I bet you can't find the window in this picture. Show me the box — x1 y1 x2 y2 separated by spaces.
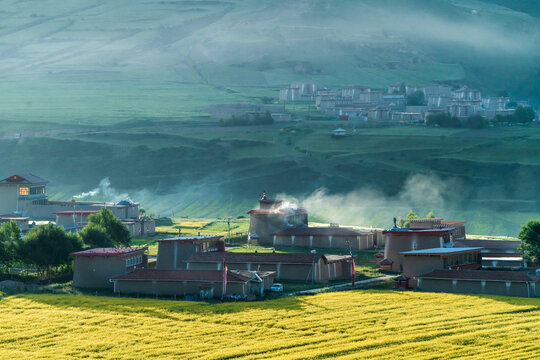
19 187 29 196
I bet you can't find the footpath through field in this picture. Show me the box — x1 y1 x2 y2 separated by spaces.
287 274 393 296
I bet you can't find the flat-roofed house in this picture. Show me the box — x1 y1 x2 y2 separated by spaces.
273 227 374 250
401 247 483 288
416 269 540 298
156 236 225 270
0 174 48 215
454 239 520 253
71 247 148 289
185 252 352 283
111 269 275 298
55 210 99 232
382 227 455 272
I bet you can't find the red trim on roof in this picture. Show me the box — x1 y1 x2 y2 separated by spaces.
70 247 147 258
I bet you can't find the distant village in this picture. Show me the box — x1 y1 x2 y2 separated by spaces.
207 82 538 126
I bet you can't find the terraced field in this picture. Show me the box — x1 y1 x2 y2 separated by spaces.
2 291 540 359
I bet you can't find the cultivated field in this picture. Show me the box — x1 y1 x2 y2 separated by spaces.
1 291 540 359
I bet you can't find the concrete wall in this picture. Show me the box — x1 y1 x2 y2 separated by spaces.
186 260 350 283
113 279 249 298
273 234 374 250
0 185 18 214
417 278 539 298
384 234 447 272
73 255 147 289
402 256 444 288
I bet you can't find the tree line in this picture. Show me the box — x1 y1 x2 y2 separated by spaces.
426 105 536 129
219 110 274 126
0 208 131 278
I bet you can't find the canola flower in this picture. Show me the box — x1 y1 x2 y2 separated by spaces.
1 290 540 359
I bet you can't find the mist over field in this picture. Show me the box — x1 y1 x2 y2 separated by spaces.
0 0 539 235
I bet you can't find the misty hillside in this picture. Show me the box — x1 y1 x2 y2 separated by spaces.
0 0 539 124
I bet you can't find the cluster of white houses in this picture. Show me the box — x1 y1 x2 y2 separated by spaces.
0 173 155 237
279 82 531 122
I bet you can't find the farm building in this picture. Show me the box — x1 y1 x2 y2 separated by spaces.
55 210 155 237
454 239 520 253
248 192 308 245
416 270 540 298
185 252 353 283
71 247 148 289
0 174 146 224
272 227 374 251
400 247 483 288
110 269 275 299
382 227 455 272
155 235 225 270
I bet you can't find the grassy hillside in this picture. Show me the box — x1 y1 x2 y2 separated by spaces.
1 121 539 235
2 291 540 359
0 0 539 126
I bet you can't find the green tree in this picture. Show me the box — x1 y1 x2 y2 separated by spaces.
79 223 114 248
399 210 419 228
463 114 488 129
18 224 83 277
514 106 535 123
0 221 21 272
518 220 540 264
88 208 131 247
406 91 426 106
426 211 436 219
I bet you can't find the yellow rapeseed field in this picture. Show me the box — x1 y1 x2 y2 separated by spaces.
1 290 540 359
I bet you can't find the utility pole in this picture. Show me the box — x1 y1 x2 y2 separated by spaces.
227 217 231 245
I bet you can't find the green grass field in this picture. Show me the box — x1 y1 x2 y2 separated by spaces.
2 290 540 359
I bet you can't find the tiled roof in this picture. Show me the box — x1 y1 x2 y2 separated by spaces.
379 258 393 265
70 247 147 258
0 173 48 184
408 218 443 223
455 240 521 251
111 269 250 283
156 236 223 243
416 269 538 282
274 227 366 237
186 251 350 265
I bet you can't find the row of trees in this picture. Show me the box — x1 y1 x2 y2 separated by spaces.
426 106 536 129
0 208 130 278
425 112 489 129
220 111 274 126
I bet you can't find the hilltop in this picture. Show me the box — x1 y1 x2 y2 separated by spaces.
0 0 539 124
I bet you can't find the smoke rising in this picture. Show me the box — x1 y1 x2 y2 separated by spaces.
73 178 133 202
278 173 454 228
